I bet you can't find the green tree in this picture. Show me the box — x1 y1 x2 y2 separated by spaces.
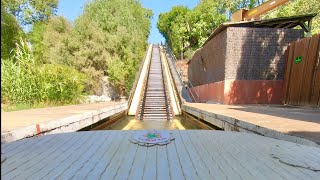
157 1 228 59
41 16 72 65
1 3 24 59
28 21 47 63
158 6 190 58
75 0 152 95
187 0 227 46
264 0 320 35
2 0 58 25
38 0 152 95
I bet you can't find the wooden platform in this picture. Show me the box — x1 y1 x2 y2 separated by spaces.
1 130 320 179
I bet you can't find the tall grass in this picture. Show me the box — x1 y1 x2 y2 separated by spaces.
1 38 86 106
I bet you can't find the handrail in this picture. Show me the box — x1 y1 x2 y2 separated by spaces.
127 44 150 108
164 43 200 103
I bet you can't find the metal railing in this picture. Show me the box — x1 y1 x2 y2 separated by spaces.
164 43 200 103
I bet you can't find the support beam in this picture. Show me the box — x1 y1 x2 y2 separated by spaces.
307 19 313 37
299 21 311 33
231 0 289 22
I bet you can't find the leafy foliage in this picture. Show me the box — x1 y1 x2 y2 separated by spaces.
80 0 152 94
263 0 320 35
158 6 190 59
1 0 152 109
1 38 86 104
42 16 72 65
1 3 24 59
37 0 152 95
2 0 58 25
157 0 228 59
28 21 47 63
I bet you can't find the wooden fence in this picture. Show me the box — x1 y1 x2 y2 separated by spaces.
283 34 320 107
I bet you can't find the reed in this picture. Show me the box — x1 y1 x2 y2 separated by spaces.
1 37 86 106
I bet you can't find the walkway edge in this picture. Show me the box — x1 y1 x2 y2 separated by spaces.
1 103 128 143
182 104 319 148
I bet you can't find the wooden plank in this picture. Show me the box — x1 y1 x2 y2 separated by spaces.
259 134 320 171
98 132 132 179
197 131 244 179
221 133 284 179
263 137 320 179
179 131 211 179
1 133 70 177
76 131 123 179
234 132 320 179
1 136 39 153
53 132 105 179
166 134 184 180
222 132 299 179
114 134 139 180
273 143 320 178
300 35 319 105
2 134 56 160
2 137 51 163
284 34 320 106
58 132 107 179
199 131 260 179
16 133 85 179
156 144 170 180
26 132 91 179
282 39 291 104
45 132 98 179
128 142 147 179
171 131 199 179
289 38 310 105
283 42 295 104
142 146 157 180
310 35 320 106
187 131 227 179
38 132 95 179
65 132 113 179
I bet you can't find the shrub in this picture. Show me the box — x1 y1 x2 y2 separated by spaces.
1 38 86 105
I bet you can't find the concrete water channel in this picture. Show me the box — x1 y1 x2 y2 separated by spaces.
81 114 219 131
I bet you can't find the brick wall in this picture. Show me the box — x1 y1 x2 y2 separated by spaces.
188 27 303 86
225 27 304 81
188 29 227 86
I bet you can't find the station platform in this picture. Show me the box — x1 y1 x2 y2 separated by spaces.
183 103 320 147
1 102 127 143
1 130 319 179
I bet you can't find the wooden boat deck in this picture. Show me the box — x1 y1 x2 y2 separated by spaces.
1 130 320 179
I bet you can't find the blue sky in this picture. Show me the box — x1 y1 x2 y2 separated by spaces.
57 0 200 43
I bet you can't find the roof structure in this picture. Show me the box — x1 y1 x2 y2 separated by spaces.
202 13 317 47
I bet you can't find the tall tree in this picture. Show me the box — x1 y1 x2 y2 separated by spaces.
1 1 24 59
157 1 228 59
264 0 320 35
157 6 190 59
36 0 152 95
2 0 58 25
41 16 72 65
187 0 227 46
80 0 152 95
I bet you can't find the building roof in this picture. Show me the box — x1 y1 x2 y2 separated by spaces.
202 13 317 47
